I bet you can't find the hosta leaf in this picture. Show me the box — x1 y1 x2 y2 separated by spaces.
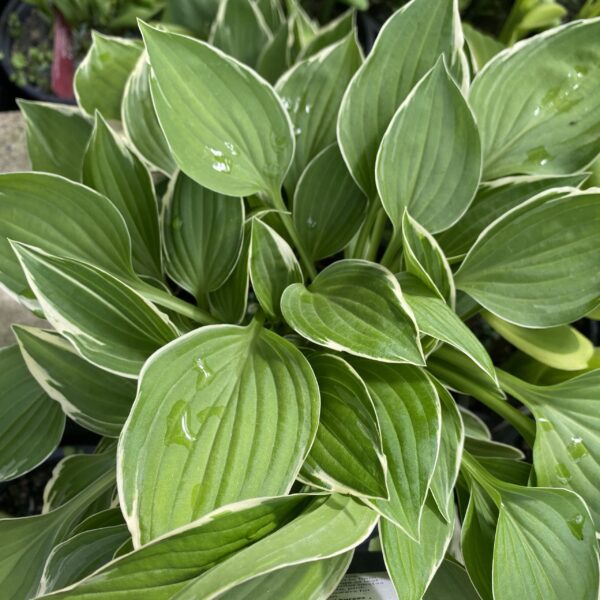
281 260 424 364
349 360 440 539
462 23 504 73
400 274 497 385
493 487 599 600
163 172 244 298
436 173 587 260
141 23 293 197
162 0 219 39
208 223 251 324
381 496 454 600
39 525 130 594
172 495 377 600
298 10 354 61
83 113 162 281
300 353 387 498
70 508 125 536
256 20 291 84
464 437 525 461
470 20 600 179
119 321 319 545
13 244 176 378
75 33 143 120
254 0 285 33
484 311 594 371
0 173 135 307
337 0 466 198
122 54 176 175
221 552 352 600
276 32 362 196
249 218 302 318
18 100 92 181
37 494 313 600
376 58 481 234
455 189 600 327
0 345 64 482
499 369 600 524
402 212 455 305
14 326 136 437
0 470 114 600
424 560 481 600
293 144 367 261
210 0 271 68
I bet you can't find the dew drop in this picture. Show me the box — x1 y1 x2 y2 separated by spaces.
566 513 585 540
526 146 553 168
554 462 572 484
567 436 589 461
195 357 212 390
538 417 554 432
307 216 317 230
171 217 183 230
224 141 238 156
212 157 232 174
294 127 302 137
165 400 195 449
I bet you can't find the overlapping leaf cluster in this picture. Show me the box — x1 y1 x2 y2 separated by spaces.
1 0 600 598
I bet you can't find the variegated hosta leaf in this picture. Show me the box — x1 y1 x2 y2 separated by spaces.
281 260 424 364
276 32 362 196
300 353 387 499
254 0 285 33
163 172 245 298
83 113 162 281
36 494 315 600
14 326 136 437
376 58 481 234
75 33 143 120
424 560 481 600
13 244 177 378
0 345 64 482
119 321 319 545
348 359 440 539
122 54 176 175
337 0 466 199
293 144 367 261
298 10 354 60
455 189 600 327
462 23 505 73
141 22 293 198
18 100 92 181
470 19 600 179
162 0 219 39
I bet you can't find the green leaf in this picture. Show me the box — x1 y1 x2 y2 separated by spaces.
119 321 319 545
462 22 504 73
122 54 176 175
14 326 136 436
402 212 455 305
210 0 271 68
221 552 352 600
163 172 244 298
499 369 600 525
493 487 599 600
254 0 285 33
13 244 176 378
37 494 314 600
171 495 377 600
460 405 492 440
293 144 367 261
70 508 125 536
0 469 115 600
470 20 600 179
436 173 587 260
276 32 362 196
400 274 497 385
18 100 92 181
337 0 466 199
75 32 143 120
423 560 481 600
464 437 525 461
0 345 64 482
349 359 440 539
39 525 130 594
256 20 291 84
281 260 424 364
83 113 162 281
298 10 354 61
381 496 454 600
208 223 251 324
455 189 600 327
300 353 387 499
249 218 303 319
484 311 594 371
0 172 135 307
376 58 481 234
162 0 219 39
141 23 293 197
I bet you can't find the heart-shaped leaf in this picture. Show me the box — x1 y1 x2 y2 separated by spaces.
455 189 600 327
119 320 319 545
163 172 245 298
0 345 64 482
141 23 293 198
281 260 424 364
376 58 481 234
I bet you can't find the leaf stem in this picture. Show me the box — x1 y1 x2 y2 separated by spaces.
364 208 387 262
460 451 503 505
270 187 317 280
380 229 402 269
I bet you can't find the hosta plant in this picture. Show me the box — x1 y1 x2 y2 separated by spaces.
1 0 600 598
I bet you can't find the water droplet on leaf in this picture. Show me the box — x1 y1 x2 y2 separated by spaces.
566 513 585 540
567 436 589 461
554 462 572 484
